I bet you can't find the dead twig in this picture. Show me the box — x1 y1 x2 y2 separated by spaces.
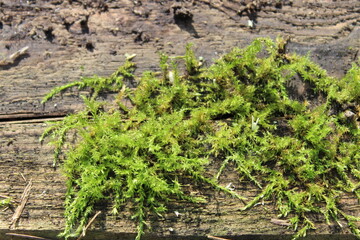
207 235 231 240
10 179 32 229
2 207 10 212
270 218 291 226
0 194 11 199
6 232 51 240
0 46 29 66
20 172 27 182
77 211 102 240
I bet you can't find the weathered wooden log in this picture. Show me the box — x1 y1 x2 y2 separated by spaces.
0 0 359 239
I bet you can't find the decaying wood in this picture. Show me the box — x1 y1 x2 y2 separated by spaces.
0 0 359 116
0 0 359 238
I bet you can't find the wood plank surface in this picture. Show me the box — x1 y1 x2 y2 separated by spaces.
1 123 359 239
0 0 359 238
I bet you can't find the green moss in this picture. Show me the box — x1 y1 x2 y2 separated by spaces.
41 37 360 240
0 198 11 209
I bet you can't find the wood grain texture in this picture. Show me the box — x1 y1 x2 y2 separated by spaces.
0 0 359 238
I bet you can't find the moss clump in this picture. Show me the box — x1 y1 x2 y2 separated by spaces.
41 37 360 240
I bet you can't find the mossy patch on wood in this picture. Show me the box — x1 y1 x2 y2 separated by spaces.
41 37 360 240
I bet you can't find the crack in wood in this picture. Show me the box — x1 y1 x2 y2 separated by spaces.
0 112 68 124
